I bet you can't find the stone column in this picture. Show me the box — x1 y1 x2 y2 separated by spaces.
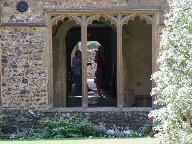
59 38 67 107
117 23 124 108
81 17 88 107
152 13 160 109
47 26 53 108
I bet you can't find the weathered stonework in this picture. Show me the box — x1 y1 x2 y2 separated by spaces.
1 0 44 23
0 0 170 135
0 0 169 110
87 50 96 78
1 108 151 135
0 27 48 110
1 0 168 24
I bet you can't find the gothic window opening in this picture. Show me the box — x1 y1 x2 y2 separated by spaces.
87 19 117 107
49 11 156 108
52 17 81 107
122 16 152 107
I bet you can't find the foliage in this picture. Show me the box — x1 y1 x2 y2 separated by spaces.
40 114 105 138
39 114 140 139
149 0 192 143
138 117 158 137
106 125 140 137
0 113 156 139
0 112 4 127
87 43 100 50
95 123 140 138
0 112 4 137
10 127 44 139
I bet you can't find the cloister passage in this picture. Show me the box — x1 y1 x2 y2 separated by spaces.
52 18 117 107
51 14 152 108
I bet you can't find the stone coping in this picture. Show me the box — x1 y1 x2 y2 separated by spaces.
45 6 161 12
48 107 153 112
0 107 153 113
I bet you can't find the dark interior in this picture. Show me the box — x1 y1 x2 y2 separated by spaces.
66 22 117 107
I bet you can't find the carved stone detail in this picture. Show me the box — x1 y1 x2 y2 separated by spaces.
16 1 28 12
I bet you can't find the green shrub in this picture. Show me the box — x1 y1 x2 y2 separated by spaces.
0 112 4 137
106 125 140 137
150 0 192 143
138 117 159 137
0 113 4 126
40 114 105 138
10 127 44 139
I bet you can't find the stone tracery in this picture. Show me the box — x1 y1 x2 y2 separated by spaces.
48 12 155 27
47 9 157 108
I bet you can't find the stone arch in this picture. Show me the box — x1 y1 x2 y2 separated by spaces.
86 13 118 102
46 10 158 108
86 13 118 30
121 13 154 25
86 13 117 25
122 15 153 107
51 16 80 107
48 14 82 27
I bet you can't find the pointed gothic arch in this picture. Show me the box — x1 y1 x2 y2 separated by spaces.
45 9 159 108
51 16 82 107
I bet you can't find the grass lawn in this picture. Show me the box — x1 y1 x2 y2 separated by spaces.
0 138 159 144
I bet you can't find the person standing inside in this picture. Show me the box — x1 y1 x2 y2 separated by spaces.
94 46 106 97
72 50 82 95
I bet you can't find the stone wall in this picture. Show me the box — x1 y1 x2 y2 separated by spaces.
1 0 44 23
123 17 152 97
1 108 151 135
1 0 168 23
87 50 97 78
0 27 48 110
0 0 169 110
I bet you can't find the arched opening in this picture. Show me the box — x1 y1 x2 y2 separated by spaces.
52 17 81 107
67 41 101 107
87 17 117 107
50 13 154 108
122 16 152 107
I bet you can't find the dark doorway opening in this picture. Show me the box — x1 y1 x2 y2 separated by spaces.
65 20 117 107
87 20 117 107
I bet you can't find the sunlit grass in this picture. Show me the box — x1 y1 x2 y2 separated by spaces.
0 138 159 144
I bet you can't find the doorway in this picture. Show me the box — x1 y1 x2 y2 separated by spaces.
50 11 155 108
87 20 117 107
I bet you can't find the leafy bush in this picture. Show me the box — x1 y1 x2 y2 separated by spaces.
150 0 192 143
10 127 43 139
0 113 4 126
0 112 4 137
138 117 159 137
40 114 105 138
105 125 140 137
87 43 100 50
1 113 150 139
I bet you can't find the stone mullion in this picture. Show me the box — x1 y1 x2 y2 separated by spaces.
117 22 123 108
81 16 88 108
47 26 53 109
152 13 159 109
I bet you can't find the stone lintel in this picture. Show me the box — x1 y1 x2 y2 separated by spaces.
45 6 160 13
